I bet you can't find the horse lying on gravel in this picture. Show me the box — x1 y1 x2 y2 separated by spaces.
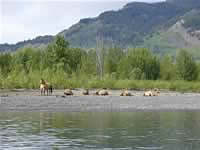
120 89 132 96
82 89 89 95
95 89 109 96
40 79 53 96
144 88 160 96
64 89 73 96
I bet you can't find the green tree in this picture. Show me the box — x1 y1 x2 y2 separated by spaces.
45 35 70 72
117 56 132 79
176 50 198 81
0 53 12 76
129 68 143 80
160 55 176 80
68 48 84 73
13 47 40 73
104 47 124 75
117 48 160 80
145 56 160 80
80 49 96 76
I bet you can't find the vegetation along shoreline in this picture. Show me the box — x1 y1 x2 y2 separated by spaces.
0 36 200 93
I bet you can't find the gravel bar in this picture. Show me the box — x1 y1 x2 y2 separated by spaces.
0 89 200 112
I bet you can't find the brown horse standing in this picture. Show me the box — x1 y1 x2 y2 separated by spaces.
40 79 53 96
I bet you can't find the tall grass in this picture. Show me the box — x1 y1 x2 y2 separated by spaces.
0 71 200 92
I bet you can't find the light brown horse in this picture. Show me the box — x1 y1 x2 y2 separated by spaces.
95 89 109 96
64 89 73 96
120 89 132 96
82 89 89 95
144 88 160 96
40 79 53 96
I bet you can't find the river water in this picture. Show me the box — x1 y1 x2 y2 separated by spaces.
0 112 200 150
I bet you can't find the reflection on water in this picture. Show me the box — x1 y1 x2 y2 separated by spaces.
0 112 200 149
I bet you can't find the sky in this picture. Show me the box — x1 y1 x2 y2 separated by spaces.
0 0 164 44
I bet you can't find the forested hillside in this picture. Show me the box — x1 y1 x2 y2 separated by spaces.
0 36 53 52
59 2 185 48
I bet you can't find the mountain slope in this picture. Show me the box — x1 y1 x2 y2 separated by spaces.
59 2 185 48
0 35 53 52
142 8 200 57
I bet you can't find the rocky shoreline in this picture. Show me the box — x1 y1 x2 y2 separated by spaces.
0 89 200 112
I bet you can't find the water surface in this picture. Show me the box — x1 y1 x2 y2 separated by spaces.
0 112 200 150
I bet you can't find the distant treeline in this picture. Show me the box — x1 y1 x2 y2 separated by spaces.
0 36 199 91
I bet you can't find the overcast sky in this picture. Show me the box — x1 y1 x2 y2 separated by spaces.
0 0 164 44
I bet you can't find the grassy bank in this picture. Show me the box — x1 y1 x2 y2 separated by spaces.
0 71 200 92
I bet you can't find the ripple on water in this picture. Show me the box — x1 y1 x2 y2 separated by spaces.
135 146 163 150
1 112 200 149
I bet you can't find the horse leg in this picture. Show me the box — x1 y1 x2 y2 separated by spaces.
51 87 53 95
40 88 43 96
46 88 49 96
43 88 45 96
49 85 53 95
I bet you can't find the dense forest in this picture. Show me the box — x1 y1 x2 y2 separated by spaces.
0 36 200 92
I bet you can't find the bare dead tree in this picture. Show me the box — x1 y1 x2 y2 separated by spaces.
96 36 105 79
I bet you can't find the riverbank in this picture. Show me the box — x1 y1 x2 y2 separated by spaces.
0 89 200 112
1 80 200 93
